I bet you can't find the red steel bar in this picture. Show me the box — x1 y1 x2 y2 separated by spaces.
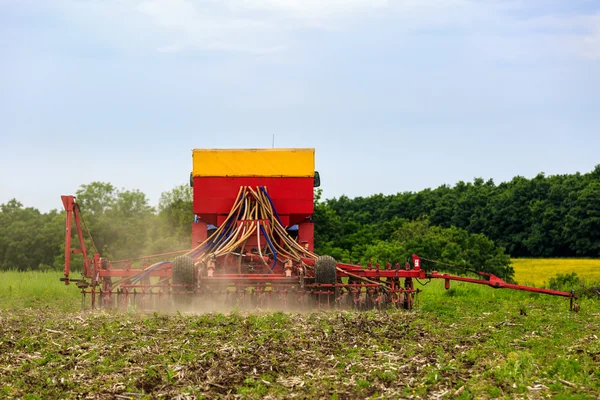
61 195 91 284
428 272 576 298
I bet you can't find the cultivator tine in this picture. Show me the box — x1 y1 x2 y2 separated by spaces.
70 273 472 313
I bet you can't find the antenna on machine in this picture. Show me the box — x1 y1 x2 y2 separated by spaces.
272 134 275 148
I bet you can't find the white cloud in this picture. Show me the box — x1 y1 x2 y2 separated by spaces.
133 0 518 54
471 13 600 61
13 0 600 59
137 0 284 53
134 0 504 53
234 0 387 14
575 15 600 60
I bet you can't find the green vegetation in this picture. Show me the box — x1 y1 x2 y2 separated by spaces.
319 217 514 281
314 165 600 259
0 182 194 271
1 273 598 399
0 271 80 311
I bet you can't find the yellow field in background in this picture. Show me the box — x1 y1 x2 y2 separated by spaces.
512 258 600 286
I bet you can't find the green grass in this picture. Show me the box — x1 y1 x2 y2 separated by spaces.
0 271 81 312
0 271 599 399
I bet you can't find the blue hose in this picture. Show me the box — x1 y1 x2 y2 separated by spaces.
135 190 250 283
259 186 284 227
199 199 239 255
131 261 170 284
190 241 212 258
259 224 277 273
191 191 245 258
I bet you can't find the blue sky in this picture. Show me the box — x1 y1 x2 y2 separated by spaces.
1 0 599 212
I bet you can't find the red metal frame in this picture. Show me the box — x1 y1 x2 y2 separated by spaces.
61 195 91 283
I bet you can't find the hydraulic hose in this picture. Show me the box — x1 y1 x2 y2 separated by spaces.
259 186 284 227
131 261 170 284
260 224 277 273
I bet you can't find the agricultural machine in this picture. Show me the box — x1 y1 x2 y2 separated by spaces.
60 148 579 311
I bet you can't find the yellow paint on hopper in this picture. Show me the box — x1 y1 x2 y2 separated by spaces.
192 148 315 177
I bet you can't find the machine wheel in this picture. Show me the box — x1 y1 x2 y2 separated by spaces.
172 255 196 307
314 255 337 307
315 256 337 285
172 255 196 286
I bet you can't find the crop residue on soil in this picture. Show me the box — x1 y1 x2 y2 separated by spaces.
0 305 598 399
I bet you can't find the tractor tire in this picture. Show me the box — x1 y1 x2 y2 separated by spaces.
314 255 337 307
172 255 195 308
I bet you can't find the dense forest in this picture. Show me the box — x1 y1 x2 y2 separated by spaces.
0 166 598 282
315 166 600 260
0 183 194 272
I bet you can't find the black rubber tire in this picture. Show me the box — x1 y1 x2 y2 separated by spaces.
172 255 196 286
172 255 195 308
315 255 337 285
314 255 337 307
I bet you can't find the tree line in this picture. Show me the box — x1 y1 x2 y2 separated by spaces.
0 182 194 272
0 166 598 282
314 165 600 261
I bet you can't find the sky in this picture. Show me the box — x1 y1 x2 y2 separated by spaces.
1 0 599 212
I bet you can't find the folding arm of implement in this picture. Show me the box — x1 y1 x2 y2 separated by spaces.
301 254 579 311
424 265 580 312
61 195 93 285
427 271 577 298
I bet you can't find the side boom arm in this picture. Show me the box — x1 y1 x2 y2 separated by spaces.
303 254 578 302
427 272 577 298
